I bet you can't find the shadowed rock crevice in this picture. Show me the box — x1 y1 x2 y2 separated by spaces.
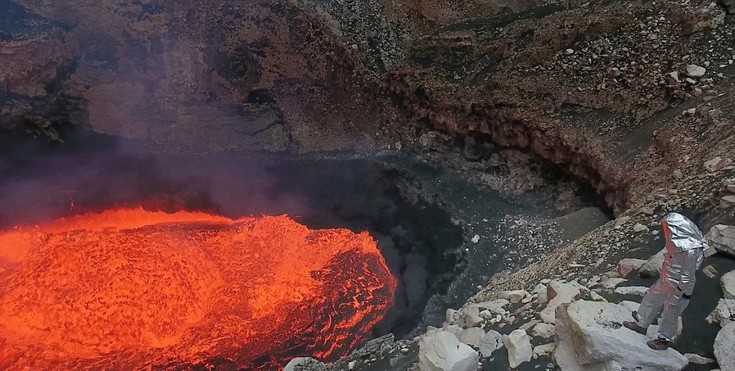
386 71 630 212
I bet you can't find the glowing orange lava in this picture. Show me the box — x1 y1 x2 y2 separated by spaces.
0 208 397 369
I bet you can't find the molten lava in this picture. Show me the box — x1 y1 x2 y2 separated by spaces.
0 208 397 369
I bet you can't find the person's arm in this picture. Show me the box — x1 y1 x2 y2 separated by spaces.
676 249 699 296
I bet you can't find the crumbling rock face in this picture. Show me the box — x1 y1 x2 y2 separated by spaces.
3 0 383 152
379 0 735 211
0 29 75 97
0 1 82 139
386 71 629 211
4 0 734 210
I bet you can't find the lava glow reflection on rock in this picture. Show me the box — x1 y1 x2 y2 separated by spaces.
0 208 397 370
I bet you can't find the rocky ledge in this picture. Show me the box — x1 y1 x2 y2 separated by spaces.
294 219 735 370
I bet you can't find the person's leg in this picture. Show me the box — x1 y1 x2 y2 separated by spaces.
658 292 690 341
636 279 669 328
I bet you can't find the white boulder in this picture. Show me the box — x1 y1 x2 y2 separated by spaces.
540 280 584 323
617 258 647 278
475 299 510 315
614 286 649 297
284 357 321 371
683 353 716 365
457 327 485 347
446 308 461 325
722 270 735 300
686 64 707 77
599 277 628 290
419 330 479 371
707 225 735 258
639 248 666 278
460 305 483 327
706 298 735 327
442 324 462 335
478 329 504 358
554 300 688 371
534 283 548 304
590 290 607 302
498 290 530 304
714 323 735 371
531 323 555 339
614 216 631 229
533 343 556 357
503 329 532 368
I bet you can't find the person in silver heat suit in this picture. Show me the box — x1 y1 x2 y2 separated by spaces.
623 212 715 350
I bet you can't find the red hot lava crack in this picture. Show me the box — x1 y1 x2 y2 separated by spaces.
0 208 397 369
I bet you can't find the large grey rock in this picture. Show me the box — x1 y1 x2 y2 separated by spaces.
460 305 483 327
722 270 735 300
478 329 504 358
599 277 627 290
540 280 584 323
498 290 530 304
614 286 649 297
633 223 649 233
554 338 623 371
504 329 533 368
534 283 548 304
714 323 735 371
443 324 462 336
617 258 647 278
446 308 460 325
639 248 666 278
475 299 510 315
532 323 555 339
707 225 735 258
419 330 479 371
457 327 485 348
704 157 733 172
683 353 716 365
685 64 707 77
706 298 735 327
554 300 688 371
284 357 322 371
533 343 556 357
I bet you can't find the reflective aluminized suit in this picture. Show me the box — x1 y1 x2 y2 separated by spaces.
635 213 712 341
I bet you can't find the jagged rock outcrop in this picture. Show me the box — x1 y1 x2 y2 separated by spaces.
714 323 735 371
4 0 383 152
723 270 735 300
707 225 735 258
707 299 735 327
0 2 82 139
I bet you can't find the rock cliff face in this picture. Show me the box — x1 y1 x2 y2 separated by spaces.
6 0 730 203
3 0 388 151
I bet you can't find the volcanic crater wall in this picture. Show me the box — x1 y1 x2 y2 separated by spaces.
386 70 629 212
8 0 726 213
1 0 385 152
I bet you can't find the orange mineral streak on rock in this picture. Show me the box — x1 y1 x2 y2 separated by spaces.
0 208 396 370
